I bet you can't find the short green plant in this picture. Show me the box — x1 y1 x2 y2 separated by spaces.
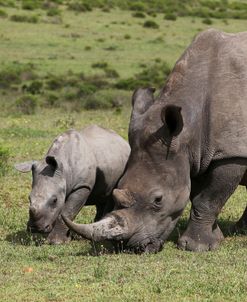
0 145 10 176
22 0 42 10
0 9 7 18
10 14 39 23
132 12 146 18
202 18 213 25
164 13 177 21
0 63 36 88
143 20 159 29
15 94 38 115
47 7 61 16
68 1 92 12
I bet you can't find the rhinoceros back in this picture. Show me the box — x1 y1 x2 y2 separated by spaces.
82 125 130 196
162 29 247 171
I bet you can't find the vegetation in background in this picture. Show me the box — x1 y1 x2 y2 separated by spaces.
0 145 10 176
0 2 247 301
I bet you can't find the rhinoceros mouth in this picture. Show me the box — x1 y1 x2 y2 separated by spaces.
27 220 52 234
111 236 163 254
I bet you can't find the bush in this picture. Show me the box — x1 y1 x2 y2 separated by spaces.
91 62 108 69
22 0 41 10
45 93 59 107
202 18 213 25
129 2 146 12
23 80 43 95
132 12 146 18
115 61 171 90
164 13 177 21
124 34 131 39
55 116 75 129
0 145 10 177
143 20 159 29
47 7 61 16
104 68 119 79
15 95 37 115
77 83 97 97
46 75 65 90
0 63 36 88
82 90 126 110
0 9 7 18
10 14 39 23
68 1 92 12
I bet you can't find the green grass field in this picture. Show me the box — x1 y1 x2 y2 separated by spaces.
0 4 247 302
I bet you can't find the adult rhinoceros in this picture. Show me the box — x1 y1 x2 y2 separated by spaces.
15 125 130 244
63 29 247 252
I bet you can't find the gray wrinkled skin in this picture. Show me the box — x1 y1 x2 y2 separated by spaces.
15 125 130 244
64 29 247 253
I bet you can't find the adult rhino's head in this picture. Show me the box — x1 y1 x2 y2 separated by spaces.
62 88 191 253
15 156 66 234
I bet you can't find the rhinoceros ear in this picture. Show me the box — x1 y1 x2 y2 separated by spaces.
161 105 183 136
14 161 38 173
132 87 155 115
46 156 64 173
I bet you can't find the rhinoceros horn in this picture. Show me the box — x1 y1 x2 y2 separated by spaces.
62 214 128 242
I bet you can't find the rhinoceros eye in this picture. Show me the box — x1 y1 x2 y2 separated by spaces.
153 195 163 209
49 197 57 207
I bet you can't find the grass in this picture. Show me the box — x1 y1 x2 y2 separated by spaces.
0 4 247 302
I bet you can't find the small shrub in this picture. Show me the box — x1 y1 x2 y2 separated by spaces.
101 6 110 13
143 20 159 29
115 61 171 90
15 95 37 115
91 62 108 69
10 14 39 23
0 0 16 7
202 18 213 25
104 45 118 51
84 45 91 51
104 68 119 79
22 0 41 10
68 1 92 12
45 93 59 107
47 7 61 16
0 63 36 88
0 145 10 176
23 80 43 95
222 19 229 25
147 11 157 17
83 90 126 110
84 75 109 89
132 12 146 18
77 83 97 97
0 9 7 18
46 75 64 90
124 34 131 39
130 2 146 12
164 13 177 21
55 116 75 129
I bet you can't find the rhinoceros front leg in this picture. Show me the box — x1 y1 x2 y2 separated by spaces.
178 160 246 252
47 187 91 245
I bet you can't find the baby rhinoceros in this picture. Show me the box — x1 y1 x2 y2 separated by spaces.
15 125 130 244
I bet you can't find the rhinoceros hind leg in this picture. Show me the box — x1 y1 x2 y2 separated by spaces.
178 159 246 252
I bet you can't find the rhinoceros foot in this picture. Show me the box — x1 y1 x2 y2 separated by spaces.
230 206 247 235
177 223 224 252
